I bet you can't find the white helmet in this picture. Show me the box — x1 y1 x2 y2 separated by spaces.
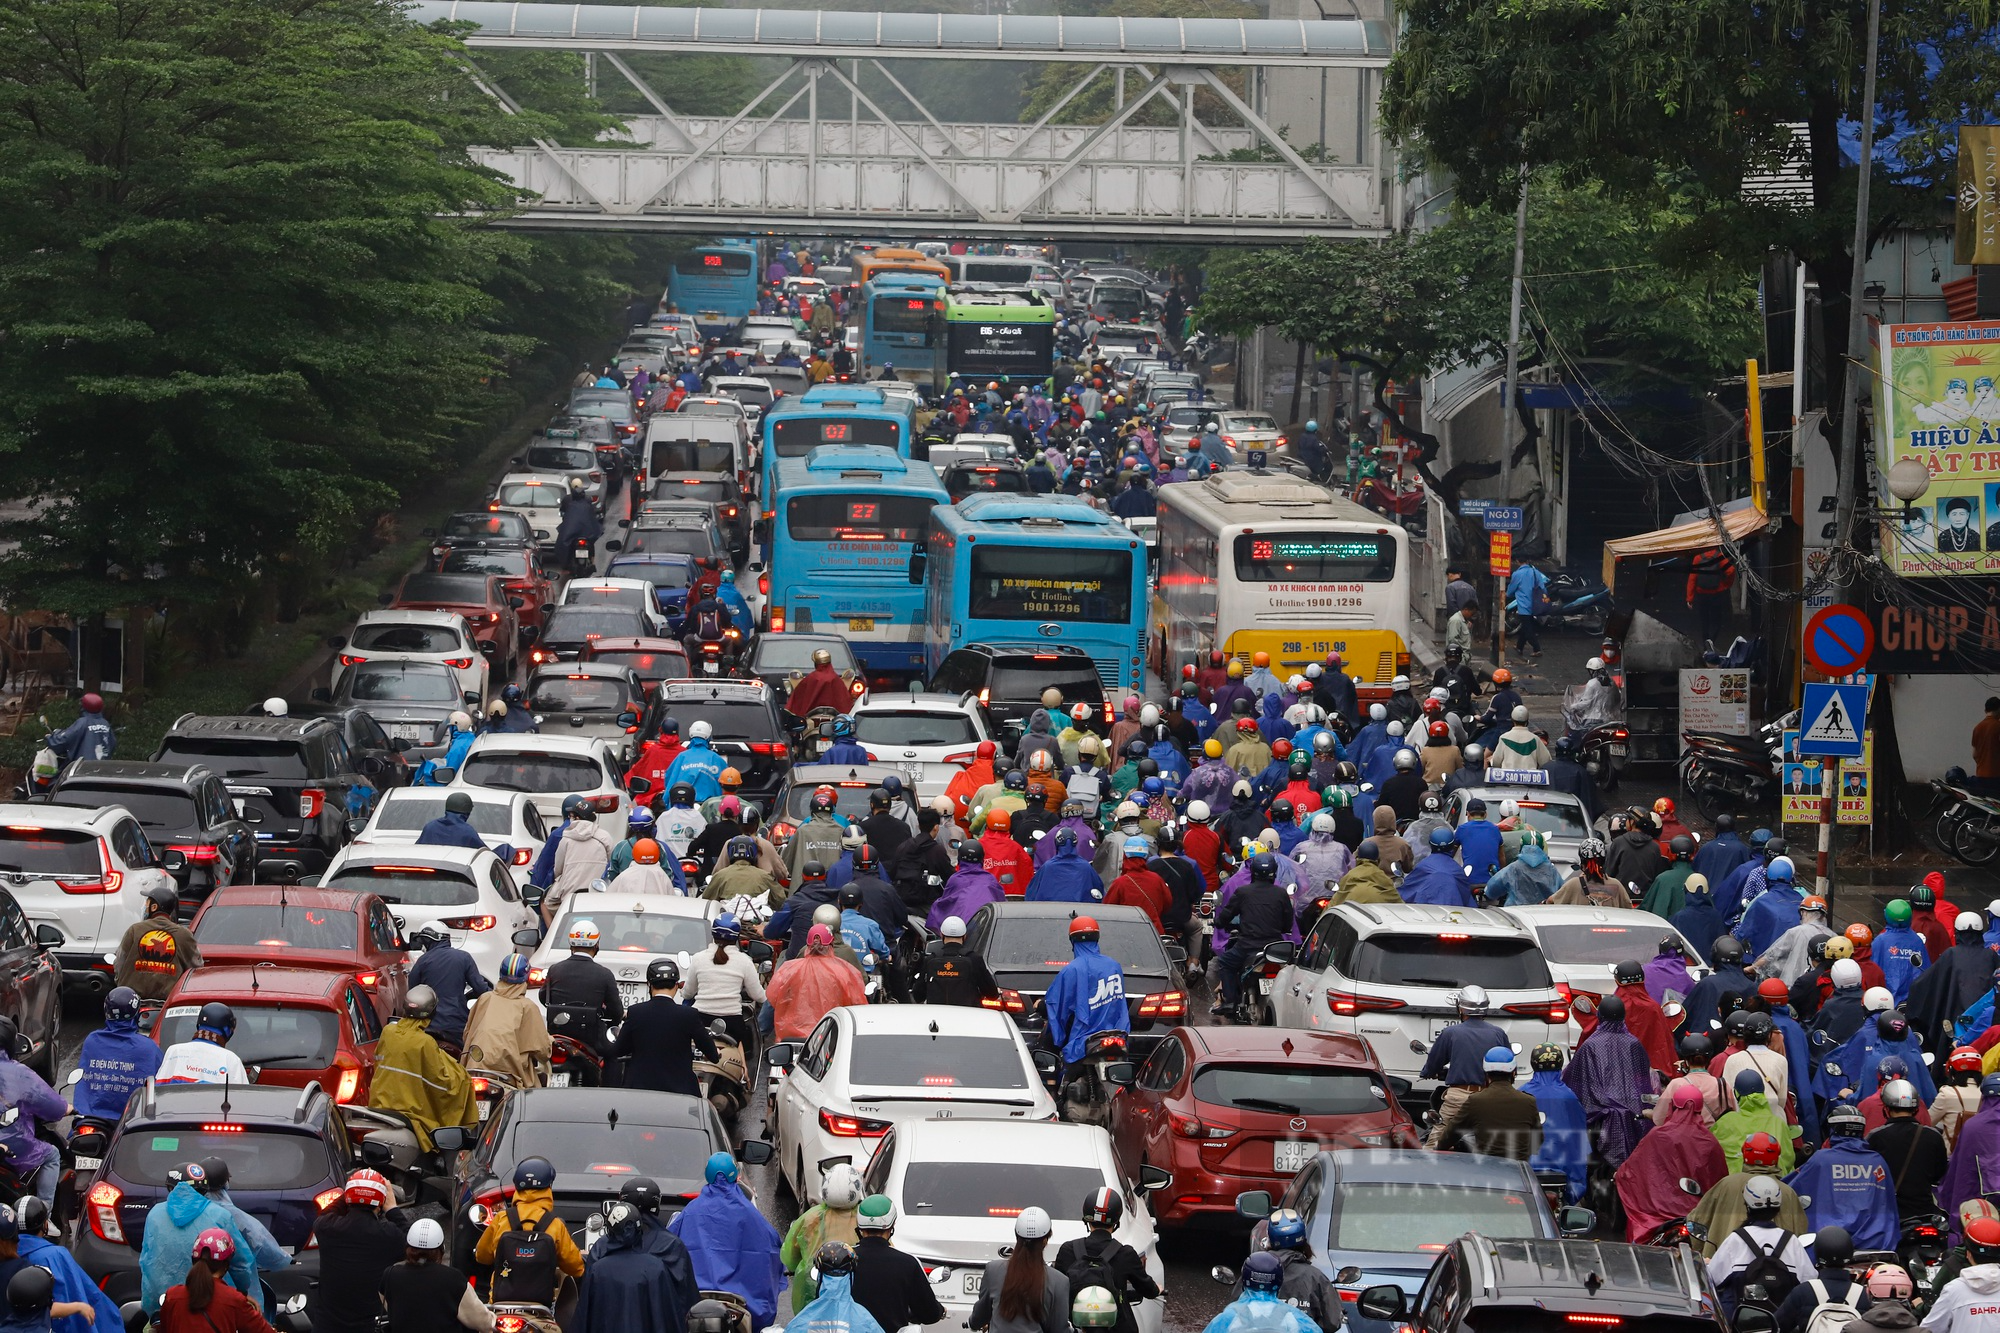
689 719 713 740
1311 812 1335 833
1512 706 1529 723
1386 721 1404 737
1014 1206 1053 1240
821 1163 865 1209
1369 704 1387 722
1115 801 1142 821
1457 985 1491 1015
263 697 289 717
407 1218 445 1250
1429 686 1451 701
1499 799 1519 819
1743 1176 1783 1210
941 915 967 939
1959 911 1987 933
1829 959 1863 989
1287 675 1304 690
568 919 600 949
1392 675 1410 688
1862 984 1894 1011
1139 704 1160 726
1304 705 1326 724
1255 828 1280 850
449 710 473 731
1186 800 1212 822
1305 663 1324 679
1392 749 1416 771
1586 657 1605 672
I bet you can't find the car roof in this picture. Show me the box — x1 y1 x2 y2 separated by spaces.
567 578 656 592
836 1005 1020 1038
1477 1239 1709 1313
508 1085 712 1125
463 733 609 756
167 965 351 1001
657 679 770 703
130 1080 333 1129
1181 1027 1378 1065
56 761 211 790
205 885 375 911
1327 1148 1532 1188
331 844 495 870
355 608 464 626
1449 786 1586 808
896 1118 1109 1165
163 715 332 741
1331 902 1534 937
529 661 641 680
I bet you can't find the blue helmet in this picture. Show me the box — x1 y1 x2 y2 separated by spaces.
1265 1208 1308 1250
1122 835 1154 859
501 683 525 705
1248 852 1278 882
1141 776 1165 796
1982 1074 2000 1101
880 774 905 797
514 1157 555 1189
1767 858 1795 883
561 794 588 817
1306 420 1319 432
1429 826 1459 850
499 953 530 985
714 913 741 942
832 716 855 739
104 986 140 1025
704 1152 739 1185
1054 827 1078 851
1242 1252 1284 1294
660 717 680 735
628 806 655 830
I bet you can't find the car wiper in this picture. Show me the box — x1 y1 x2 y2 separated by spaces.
1231 1097 1303 1114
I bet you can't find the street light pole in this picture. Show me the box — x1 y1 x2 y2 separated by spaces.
1492 168 1529 669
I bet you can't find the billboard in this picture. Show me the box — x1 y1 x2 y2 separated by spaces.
1876 320 2000 576
1779 727 1874 827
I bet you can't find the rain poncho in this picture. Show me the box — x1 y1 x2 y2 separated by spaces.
786 1270 886 1333
1616 1084 1728 1240
925 865 1004 932
1672 890 1726 963
1685 964 1758 1038
1877 924 1930 1006
1400 854 1477 908
781 1204 860 1312
1818 1022 1937 1105
1198 1287 1323 1333
549 817 617 916
1692 832 1756 887
1943 1102 2000 1227
1489 846 1562 907
21 1231 122 1333
460 980 551 1088
1615 982 1679 1078
767 948 867 1042
1736 886 1806 960
369 1016 476 1150
575 1222 686 1333
669 1179 783 1328
1328 861 1400 907
1564 1017 1654 1167
1758 919 1833 986
1687 1170 1809 1261
138 1182 257 1315
1640 862 1696 919
1713 858 1766 928
1525 1068 1590 1203
1768 1006 1821 1142
1044 939 1128 1062
1034 815 1098 866
1292 829 1353 898
415 725 475 786
0 1052 64 1173
1785 1136 1900 1251
663 737 729 802
1958 986 2000 1045
1712 1086 1795 1175
74 1009 163 1122
1644 948 1697 1006
1910 938 2000 1050
1016 710 1063 772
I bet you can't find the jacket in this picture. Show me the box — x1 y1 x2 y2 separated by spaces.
309 1205 409 1333
549 819 618 917
613 995 719 1095
1784 1137 1900 1251
370 1016 476 1150
971 1260 1068 1333
1105 864 1172 931
474 1188 585 1300
1400 854 1476 908
0 1054 64 1172
668 1179 784 1327
782 1204 861 1313
19 1232 122 1333
1292 831 1353 898
1197 1288 1320 1333
786 815 848 885
919 943 1000 1007
139 1183 257 1315
417 810 486 849
851 1234 946 1333
1448 1083 1543 1160
1923 1263 2000 1333
1215 880 1295 950
585 1215 698 1333
1526 1069 1590 1203
574 1226 683 1333
1055 1231 1160 1333
155 1284 275 1333
663 738 728 802
792 1271 888 1333
1328 861 1400 907
926 866 1005 933
1045 940 1128 1062
1456 819 1503 883
1027 849 1105 903
1714 1091 1796 1175
74 1013 163 1122
408 943 492 1041
544 952 623 1051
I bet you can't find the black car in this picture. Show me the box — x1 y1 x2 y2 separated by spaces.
448 1087 770 1277
941 459 1031 503
648 473 751 559
74 1082 359 1307
924 643 1108 742
0 887 63 1079
429 510 537 555
285 704 418 789
612 515 731 568
153 715 388 877
524 663 646 747
640 678 793 802
962 901 1184 1035
1354 1236 1716 1333
531 604 653 666
45 761 256 905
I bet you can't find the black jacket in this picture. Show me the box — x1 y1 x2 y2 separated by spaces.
1149 855 1202 931
612 996 719 1096
1605 829 1668 893
918 943 1000 1006
312 1205 411 1333
1379 770 1428 823
1012 805 1059 853
1228 1249 1343 1333
849 873 908 948
1868 1118 1951 1217
887 833 953 915
690 818 744 873
545 954 624 1051
1216 881 1294 951
1774 1267 1859 1333
1054 1231 1160 1333
859 812 912 863
851 1235 947 1333
382 1259 474 1333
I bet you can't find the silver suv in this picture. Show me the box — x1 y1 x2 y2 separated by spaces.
1269 903 1569 1090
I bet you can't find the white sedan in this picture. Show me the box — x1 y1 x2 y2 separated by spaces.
862 1118 1168 1333
1512 905 1710 1019
448 733 631 825
349 787 552 871
332 609 491 704
847 692 990 802
527 891 717 1014
769 1005 1057 1204
319 844 538 975
560 578 671 639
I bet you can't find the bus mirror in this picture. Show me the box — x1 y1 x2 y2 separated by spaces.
907 551 927 586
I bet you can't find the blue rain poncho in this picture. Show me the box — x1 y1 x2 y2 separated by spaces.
20 1232 122 1333
73 1012 162 1122
575 1221 684 1333
1026 848 1105 903
138 1182 256 1315
1044 939 1128 1062
669 1178 783 1328
1200 1287 1323 1333
1876 925 1930 1007
786 1270 887 1333
1784 1136 1900 1251
1524 1069 1590 1203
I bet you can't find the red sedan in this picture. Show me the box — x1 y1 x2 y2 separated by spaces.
389 572 522 675
155 965 380 1104
189 886 412 1021
435 544 555 637
1109 1027 1419 1228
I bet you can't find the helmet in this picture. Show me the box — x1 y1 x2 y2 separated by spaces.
1457 985 1490 1016
988 808 1013 833
499 953 530 985
1813 1225 1854 1268
1429 826 1458 850
1678 1033 1714 1065
1712 935 1745 965
646 958 682 990
813 1241 857 1280
403 990 438 1022
956 842 984 865
1743 1176 1783 1211
1969 1217 2000 1264
1242 1253 1285 1294
409 923 450 951
1885 899 1913 926
1756 978 1790 1004
514 1157 556 1189
1531 1043 1565 1072
822 1163 865 1209
1187 800 1212 822
1123 835 1155 859
1827 1101 1866 1137
1952 1046 1986 1074
191 1228 237 1263
568 919 601 949
627 806 655 831
1491 668 1513 686
941 915 967 939
1073 1288 1119 1329
1882 1079 1921 1111
1083 1187 1124 1227
1069 915 1100 940
1270 798 1294 824
813 904 842 933
688 720 712 741
857 1194 898 1232
813 649 833 666
1612 959 1645 986
1462 743 1484 766
195 1002 235 1043
1822 936 1854 961
1248 853 1278 882
1741 1132 1782 1168
727 836 758 865
1482 1046 1516 1075
345 1169 394 1209
632 838 662 865
104 986 140 1025
1829 959 1863 989
407 1217 446 1250
1766 858 1794 883
1578 838 1607 864
1014 1207 1053 1240
1867 1267 1915 1301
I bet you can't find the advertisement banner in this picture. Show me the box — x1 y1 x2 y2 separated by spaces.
1958 126 2000 267
1876 321 2000 576
1489 531 1512 578
1780 728 1873 827
1680 668 1751 733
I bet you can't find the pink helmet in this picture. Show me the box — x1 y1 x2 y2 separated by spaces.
192 1228 236 1262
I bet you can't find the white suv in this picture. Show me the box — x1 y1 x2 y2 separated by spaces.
847 691 990 802
1268 902 1570 1090
447 733 632 825
0 803 178 987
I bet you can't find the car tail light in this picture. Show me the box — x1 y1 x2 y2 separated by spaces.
979 989 1025 1014
529 966 548 987
61 842 122 895
770 608 786 632
588 794 620 813
167 844 221 863
444 915 498 932
1565 1318 1622 1328
443 656 475 669
530 647 553 664
86 1180 123 1243
315 1186 345 1211
338 653 365 666
942 751 975 767
356 972 380 990
513 847 533 866
300 789 326 820
819 1108 892 1138
1167 1111 1232 1140
1136 990 1187 1018
333 1058 362 1104
758 574 770 596
748 742 785 755
1327 991 1407 1016
1505 998 1571 1024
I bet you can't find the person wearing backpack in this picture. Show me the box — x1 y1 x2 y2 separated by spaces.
1774 1226 1862 1333
471 1157 585 1307
1706 1175 1814 1323
1053 1189 1160 1333
1224 1208 1340 1333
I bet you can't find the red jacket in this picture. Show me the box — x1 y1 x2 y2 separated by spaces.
1182 823 1224 893
625 737 684 798
980 831 1030 896
1280 780 1323 815
158 1285 275 1333
1106 864 1172 932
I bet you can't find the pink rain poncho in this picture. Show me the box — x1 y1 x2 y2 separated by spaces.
1615 1082 1728 1240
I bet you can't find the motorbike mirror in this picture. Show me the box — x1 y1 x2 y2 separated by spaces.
65 1068 82 1087
1924 1051 1937 1065
121 1301 148 1333
1734 1311 1777 1333
359 1139 394 1168
1679 1177 1703 1197
744 939 774 965
1209 1265 1235 1287
511 927 541 948
467 1202 492 1228
430 1126 468 1153
1570 994 1596 1017
737 1140 775 1166
1137 1164 1171 1192
1661 1003 1684 1019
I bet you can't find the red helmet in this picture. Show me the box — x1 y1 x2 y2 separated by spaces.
1236 717 1258 733
1951 1047 1986 1073
1654 797 1677 817
1210 651 1226 667
1756 978 1790 1003
1271 738 1293 760
976 740 997 760
1181 664 1196 680
1428 720 1450 739
1741 1132 1782 1167
1069 916 1100 938
79 692 104 713
1421 697 1443 716
345 1169 393 1209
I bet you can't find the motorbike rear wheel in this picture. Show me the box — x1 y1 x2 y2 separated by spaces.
1937 804 1974 855
1952 815 2000 867
1691 778 1734 826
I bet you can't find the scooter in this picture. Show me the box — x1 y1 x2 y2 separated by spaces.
1900 1212 1951 1298
1057 1027 1136 1127
695 1018 753 1119
547 1031 605 1088
491 1303 563 1333
1679 729 1782 823
466 1064 521 1124
1506 568 1616 637
569 536 595 578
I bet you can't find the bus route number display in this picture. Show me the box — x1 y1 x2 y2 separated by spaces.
703 254 724 267
821 423 851 442
1250 537 1379 562
847 501 879 524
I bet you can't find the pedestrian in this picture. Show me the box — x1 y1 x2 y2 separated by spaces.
1507 562 1549 656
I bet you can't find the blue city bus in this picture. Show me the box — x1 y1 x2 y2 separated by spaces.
920 494 1149 696
757 385 918 524
768 447 948 672
860 272 946 383
666 241 761 338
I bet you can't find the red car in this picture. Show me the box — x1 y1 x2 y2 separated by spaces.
434 544 555 637
1109 1027 1419 1228
155 965 380 1104
388 572 522 675
189 886 412 1022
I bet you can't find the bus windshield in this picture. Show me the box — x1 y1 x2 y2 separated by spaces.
871 297 936 340
968 546 1133 623
786 494 935 543
1233 532 1397 582
771 418 901 456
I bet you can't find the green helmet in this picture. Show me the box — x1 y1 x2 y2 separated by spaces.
1323 787 1351 809
1885 899 1913 927
1289 752 1311 773
1073 1288 1119 1329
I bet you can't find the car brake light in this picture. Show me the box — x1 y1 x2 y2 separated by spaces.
1566 1318 1622 1328
62 841 123 895
443 656 475 669
1328 991 1407 1016
1136 990 1187 1018
819 1108 892 1138
758 574 770 596
588 794 620 813
942 751 975 766
338 654 365 666
528 966 547 987
748 742 785 755
979 989 1025 1014
300 789 326 820
444 915 498 932
333 1059 361 1104
87 1181 123 1243
167 844 221 863
356 972 380 990
1505 999 1571 1024
201 1123 244 1133
513 847 533 866
315 1186 345 1211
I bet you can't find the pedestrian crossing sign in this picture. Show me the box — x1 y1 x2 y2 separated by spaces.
1797 682 1867 759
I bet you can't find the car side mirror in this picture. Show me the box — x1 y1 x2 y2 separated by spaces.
1260 940 1296 965
618 518 632 528
1735 1309 1777 1333
521 884 546 910
1356 1287 1407 1322
1137 1164 1171 1192
1102 1061 1136 1087
345 817 367 837
618 712 639 730
511 927 542 948
1235 1190 1272 1220
1164 944 1188 966
737 1140 774 1166
766 1043 797 1070
463 692 481 706
509 597 525 610
744 940 774 965
35 925 62 950
309 687 333 704
430 1126 468 1153
1559 1206 1595 1236
160 849 187 873
628 776 652 796
356 757 385 779
431 767 456 784
478 641 498 657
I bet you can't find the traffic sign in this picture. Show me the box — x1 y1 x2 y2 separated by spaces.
1489 531 1512 577
1798 682 1868 759
1458 498 1493 517
1803 604 1875 677
1483 506 1524 533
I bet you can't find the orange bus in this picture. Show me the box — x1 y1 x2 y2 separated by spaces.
851 247 951 288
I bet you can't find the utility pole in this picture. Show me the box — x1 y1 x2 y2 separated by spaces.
1492 169 1530 669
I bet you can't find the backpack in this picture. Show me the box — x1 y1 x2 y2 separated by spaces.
1729 1227 1800 1312
488 1202 561 1303
1062 1232 1127 1307
1800 1278 1865 1333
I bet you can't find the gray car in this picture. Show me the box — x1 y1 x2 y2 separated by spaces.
327 659 479 746
514 433 605 509
523 663 645 754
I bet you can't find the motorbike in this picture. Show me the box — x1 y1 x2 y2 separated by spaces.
58 1070 110 1230
696 626 744 676
1945 787 2000 867
695 1017 753 1119
1058 1027 1135 1126
569 536 595 578
1899 1212 1950 1300
1505 568 1616 637
1231 940 1296 1026
547 1031 605 1088
1680 720 1786 823
121 1289 312 1332
491 1303 564 1333
466 1064 521 1124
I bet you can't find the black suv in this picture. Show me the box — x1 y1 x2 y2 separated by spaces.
940 458 1031 503
925 643 1108 743
1356 1236 1723 1333
45 761 256 907
153 715 389 876
640 678 792 803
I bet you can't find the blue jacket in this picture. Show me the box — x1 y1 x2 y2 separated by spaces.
1250 758 1290 807
1456 819 1503 884
1525 1069 1589 1203
0 1054 65 1173
139 1183 257 1315
1148 736 1190 783
21 1234 122 1333
1736 886 1804 960
1715 861 1768 929
717 583 753 631
1401 855 1476 908
528 817 570 888
1044 940 1128 1062
1785 1138 1900 1252
416 727 475 786
1877 925 1930 1007
1768 1006 1820 1143
416 810 487 849
490 703 538 733
1257 696 1295 744
1670 893 1725 962
1419 1018 1509 1087
668 1180 783 1328
1507 564 1548 615
1027 851 1104 904
1691 833 1755 887
786 1271 886 1333
822 740 870 766
1359 744 1402 790
839 909 889 969
1683 967 1756 1038
74 1016 162 1123
217 1186 292 1288
1817 1025 1937 1105
664 739 728 802
47 713 115 765
1271 821 1307 857
1200 1289 1322 1333
408 943 493 1040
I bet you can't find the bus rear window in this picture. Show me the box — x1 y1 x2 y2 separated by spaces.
969 547 1133 623
785 494 936 543
770 418 901 457
1233 533 1396 582
871 298 936 338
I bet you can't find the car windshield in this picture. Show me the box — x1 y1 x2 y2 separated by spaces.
626 528 719 559
48 786 199 830
197 906 358 952
351 623 464 654
442 549 533 579
506 1123 712 1180
443 513 531 542
155 740 310 782
551 909 712 955
649 441 734 473
498 485 563 510
527 446 596 471
782 783 880 823
588 649 687 682
1532 921 1680 966
848 1035 1028 1089
459 752 605 794
988 659 1105 703
325 864 481 907
543 609 649 642
110 1127 331 1190
346 665 460 704
1347 936 1552 991
1506 801 1590 839
0 828 101 877
1190 1064 1386 1116
752 639 857 674
529 677 631 713
370 795 515 834
984 916 1168 977
900 1162 1108 1219
158 1004 339 1069
1325 1182 1540 1251
852 711 978 747
609 561 693 591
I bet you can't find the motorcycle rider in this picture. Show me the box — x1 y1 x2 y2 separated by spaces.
851 1196 945 1333
1225 1208 1339 1333
1421 987 1510 1149
489 682 537 734
782 1165 865 1314
1328 841 1401 907
786 648 855 719
769 924 867 1041
1441 1047 1542 1162
13 1196 118 1332
544 801 617 925
115 881 202 999
787 786 849 885
1044 916 1128 1072
916 916 1002 1007
460 953 550 1089
43 692 114 767
608 836 679 896
573 1201 678 1333
662 719 729 803
380 1217 492 1332
472 1156 586 1306
157 1002 248 1086
138 1170 256 1321
1870 1078 1950 1221
544 919 623 1078
371 986 475 1150
415 789 486 849
708 835 783 905
611 958 718 1095
1054 1189 1161 1333
1525 1044 1590 1205
74 985 162 1125
859 787 912 862
1705 1175 1813 1322
683 915 766 1052
1787 1101 1898 1251
0 1020 61 1207
1926 1216 2000 1333
555 476 603 569
654 783 707 861
924 842 1004 934
1028 827 1106 903
669 1153 784 1329
586 1178 700 1333
1214 854 1296 1016
1104 836 1171 932
1202 1253 1320 1333
405 924 490 1053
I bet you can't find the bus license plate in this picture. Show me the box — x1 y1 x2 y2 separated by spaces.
1274 1140 1314 1172
848 617 875 632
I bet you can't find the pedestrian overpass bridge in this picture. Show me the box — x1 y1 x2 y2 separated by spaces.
410 2 1396 243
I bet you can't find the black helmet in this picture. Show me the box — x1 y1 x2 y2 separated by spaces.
670 781 696 806
1248 853 1278 883
854 844 876 870
1082 1186 1123 1227
814 1240 857 1279
802 859 829 881
1679 1032 1715 1065
619 1177 664 1215
1124 741 1148 760
144 882 179 914
838 887 863 910
514 1157 556 1189
1552 735 1577 758
1711 936 1745 966
957 841 985 865
1530 1043 1564 1072
1714 813 1735 833
194 1002 236 1043
14 1197 47 1240
646 958 682 990
198 1156 231 1193
1270 799 1294 824
688 1301 737 1333
1612 959 1645 986
5 1266 50 1316
1814 1225 1854 1267
1724 1009 1755 1042
1003 770 1027 791
1136 758 1160 779
869 788 892 811
1743 1011 1774 1043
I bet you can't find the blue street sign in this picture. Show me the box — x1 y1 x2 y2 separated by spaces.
1457 498 1493 517
1797 682 1867 759
1483 506 1524 533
